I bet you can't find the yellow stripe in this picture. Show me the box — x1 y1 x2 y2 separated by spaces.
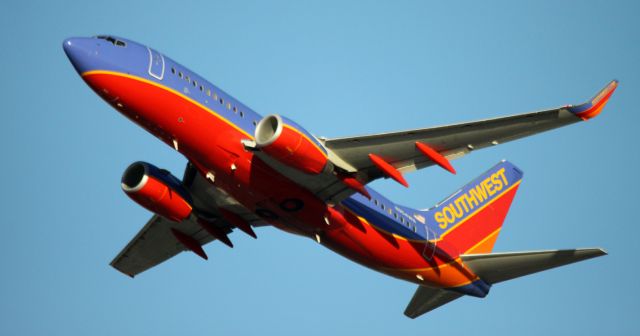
464 227 501 254
81 70 254 139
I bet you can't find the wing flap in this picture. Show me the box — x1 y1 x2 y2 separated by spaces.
460 248 607 285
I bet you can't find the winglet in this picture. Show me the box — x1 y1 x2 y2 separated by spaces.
567 80 618 121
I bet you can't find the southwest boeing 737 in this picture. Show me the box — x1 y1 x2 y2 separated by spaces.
63 35 616 318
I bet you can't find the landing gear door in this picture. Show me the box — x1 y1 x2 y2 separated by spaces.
147 47 165 80
423 227 437 260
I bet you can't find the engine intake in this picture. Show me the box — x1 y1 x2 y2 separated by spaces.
121 162 193 222
255 115 328 174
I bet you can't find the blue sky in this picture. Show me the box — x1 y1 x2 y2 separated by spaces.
1 1 638 334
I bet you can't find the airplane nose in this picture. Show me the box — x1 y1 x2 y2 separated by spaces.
62 37 97 74
63 38 83 63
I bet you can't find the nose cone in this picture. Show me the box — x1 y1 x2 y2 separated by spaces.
63 37 98 74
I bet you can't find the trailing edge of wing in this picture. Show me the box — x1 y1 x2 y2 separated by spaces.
404 286 463 319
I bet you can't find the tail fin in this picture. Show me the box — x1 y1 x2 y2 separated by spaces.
422 160 523 254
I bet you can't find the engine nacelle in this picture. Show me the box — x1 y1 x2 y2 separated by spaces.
121 162 193 222
254 115 328 174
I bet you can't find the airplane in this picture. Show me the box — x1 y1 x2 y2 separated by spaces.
63 35 617 318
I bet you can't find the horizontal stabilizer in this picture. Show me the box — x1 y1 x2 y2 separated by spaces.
461 248 607 285
404 286 463 319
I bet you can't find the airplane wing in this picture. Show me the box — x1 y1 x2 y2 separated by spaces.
110 214 216 277
111 162 267 277
323 80 618 184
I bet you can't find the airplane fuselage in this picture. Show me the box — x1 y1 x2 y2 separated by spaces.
63 36 520 297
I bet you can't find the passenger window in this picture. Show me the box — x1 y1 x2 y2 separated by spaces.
219 98 224 104
252 120 257 126
193 80 197 87
199 85 204 92
233 106 237 113
227 102 231 110
171 68 176 74
240 111 244 118
207 89 211 96
179 72 183 78
214 93 218 100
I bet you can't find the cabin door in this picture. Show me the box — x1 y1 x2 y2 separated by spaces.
423 227 437 260
147 47 165 80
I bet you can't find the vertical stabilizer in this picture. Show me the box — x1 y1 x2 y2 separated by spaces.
422 160 523 254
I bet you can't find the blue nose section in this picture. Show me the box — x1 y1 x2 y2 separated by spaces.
63 37 99 74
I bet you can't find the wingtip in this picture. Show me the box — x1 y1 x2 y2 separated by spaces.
567 80 618 121
579 247 608 258
111 264 137 278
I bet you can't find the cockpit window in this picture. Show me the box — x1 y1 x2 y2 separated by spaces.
95 35 126 47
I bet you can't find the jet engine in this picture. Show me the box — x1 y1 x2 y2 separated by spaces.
254 114 328 174
121 161 193 222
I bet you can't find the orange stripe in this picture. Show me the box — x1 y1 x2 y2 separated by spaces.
465 227 501 254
